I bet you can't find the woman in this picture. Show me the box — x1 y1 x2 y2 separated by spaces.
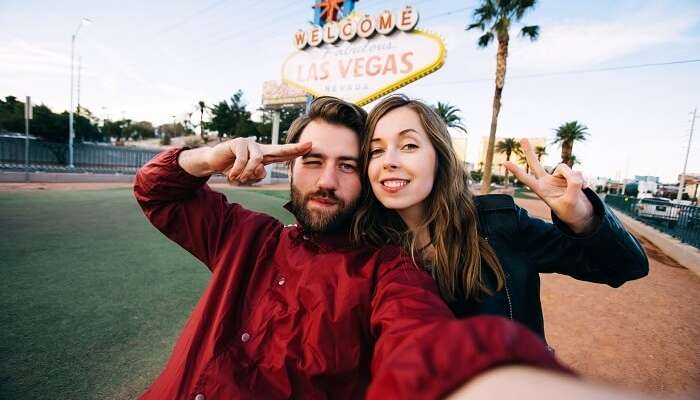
352 94 648 340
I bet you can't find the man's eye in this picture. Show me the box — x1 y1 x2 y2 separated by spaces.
339 163 356 172
303 160 321 167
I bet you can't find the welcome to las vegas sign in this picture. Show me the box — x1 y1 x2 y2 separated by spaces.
282 6 446 106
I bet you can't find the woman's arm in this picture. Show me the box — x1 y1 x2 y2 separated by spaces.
515 188 648 286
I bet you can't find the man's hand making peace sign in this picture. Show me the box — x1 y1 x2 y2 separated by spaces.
178 137 312 183
503 139 598 235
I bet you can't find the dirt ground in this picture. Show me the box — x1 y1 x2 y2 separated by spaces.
516 197 700 396
3 182 698 395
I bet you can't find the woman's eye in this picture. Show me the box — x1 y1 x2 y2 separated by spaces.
369 148 384 157
402 143 418 151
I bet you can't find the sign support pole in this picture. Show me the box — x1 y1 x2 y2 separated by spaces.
24 96 32 182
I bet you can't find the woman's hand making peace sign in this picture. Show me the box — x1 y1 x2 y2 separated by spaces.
503 139 598 235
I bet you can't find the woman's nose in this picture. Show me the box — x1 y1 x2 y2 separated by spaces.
382 149 400 170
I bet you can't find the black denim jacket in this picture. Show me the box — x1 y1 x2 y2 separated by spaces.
447 188 649 340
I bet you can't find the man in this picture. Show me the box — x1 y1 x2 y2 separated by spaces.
134 97 565 399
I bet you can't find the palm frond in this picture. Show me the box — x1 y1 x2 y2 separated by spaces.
478 31 495 47
495 137 521 156
520 25 539 41
552 121 589 144
514 0 537 20
473 0 498 22
466 21 485 31
433 102 469 135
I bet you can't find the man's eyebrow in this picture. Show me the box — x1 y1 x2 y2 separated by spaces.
301 153 358 163
301 152 325 159
370 128 419 142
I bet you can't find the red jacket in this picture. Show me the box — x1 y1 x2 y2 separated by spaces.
133 148 568 400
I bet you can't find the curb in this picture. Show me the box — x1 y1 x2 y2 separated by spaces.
612 209 700 277
0 170 234 184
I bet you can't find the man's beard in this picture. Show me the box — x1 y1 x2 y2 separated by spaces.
289 184 358 233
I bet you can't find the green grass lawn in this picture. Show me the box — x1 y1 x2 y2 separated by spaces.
0 187 293 399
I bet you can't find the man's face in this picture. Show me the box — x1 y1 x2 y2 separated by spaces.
289 119 362 233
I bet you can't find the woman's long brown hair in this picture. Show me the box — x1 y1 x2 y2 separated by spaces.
352 94 505 300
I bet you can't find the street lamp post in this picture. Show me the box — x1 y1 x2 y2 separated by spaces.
68 17 92 168
677 107 698 201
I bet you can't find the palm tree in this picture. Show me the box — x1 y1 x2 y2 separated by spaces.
467 0 540 193
534 145 547 162
495 138 521 186
517 152 530 174
552 121 588 167
198 100 207 140
432 102 468 134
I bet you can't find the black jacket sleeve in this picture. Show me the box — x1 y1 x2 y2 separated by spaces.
516 189 649 287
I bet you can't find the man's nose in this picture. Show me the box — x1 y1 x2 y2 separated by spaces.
317 163 339 190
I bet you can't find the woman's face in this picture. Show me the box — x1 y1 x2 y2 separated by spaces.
368 106 437 217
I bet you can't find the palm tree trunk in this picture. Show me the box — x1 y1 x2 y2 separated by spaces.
503 150 511 187
200 110 204 137
561 141 573 167
481 34 509 194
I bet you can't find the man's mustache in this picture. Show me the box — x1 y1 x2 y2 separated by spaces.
305 189 342 205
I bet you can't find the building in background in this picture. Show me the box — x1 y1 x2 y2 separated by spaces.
451 134 468 163
478 136 547 175
678 173 700 201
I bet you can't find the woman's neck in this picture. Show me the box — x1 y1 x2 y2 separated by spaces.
398 205 432 254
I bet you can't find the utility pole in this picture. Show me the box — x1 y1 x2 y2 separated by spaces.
77 56 82 116
24 96 33 182
68 18 92 168
677 107 698 201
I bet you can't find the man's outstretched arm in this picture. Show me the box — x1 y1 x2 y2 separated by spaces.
367 255 571 400
134 139 310 270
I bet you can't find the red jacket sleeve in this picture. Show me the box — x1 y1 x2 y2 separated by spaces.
133 147 265 271
368 254 571 399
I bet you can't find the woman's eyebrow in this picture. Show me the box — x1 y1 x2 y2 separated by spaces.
371 128 419 143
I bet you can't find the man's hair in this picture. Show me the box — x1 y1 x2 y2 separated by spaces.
285 96 367 145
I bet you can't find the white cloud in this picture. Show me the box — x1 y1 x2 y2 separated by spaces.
509 8 698 71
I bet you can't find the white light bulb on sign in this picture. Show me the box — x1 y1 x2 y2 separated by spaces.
338 18 357 42
375 10 395 35
356 14 375 38
323 21 340 44
396 6 419 31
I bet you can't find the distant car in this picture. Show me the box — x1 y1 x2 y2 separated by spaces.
634 197 680 227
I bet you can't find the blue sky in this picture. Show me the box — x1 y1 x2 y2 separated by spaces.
1 0 699 182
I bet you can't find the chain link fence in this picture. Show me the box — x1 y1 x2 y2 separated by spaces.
1 136 161 173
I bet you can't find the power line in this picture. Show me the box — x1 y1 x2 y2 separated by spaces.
153 0 234 36
156 0 305 64
415 59 700 87
422 6 470 21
